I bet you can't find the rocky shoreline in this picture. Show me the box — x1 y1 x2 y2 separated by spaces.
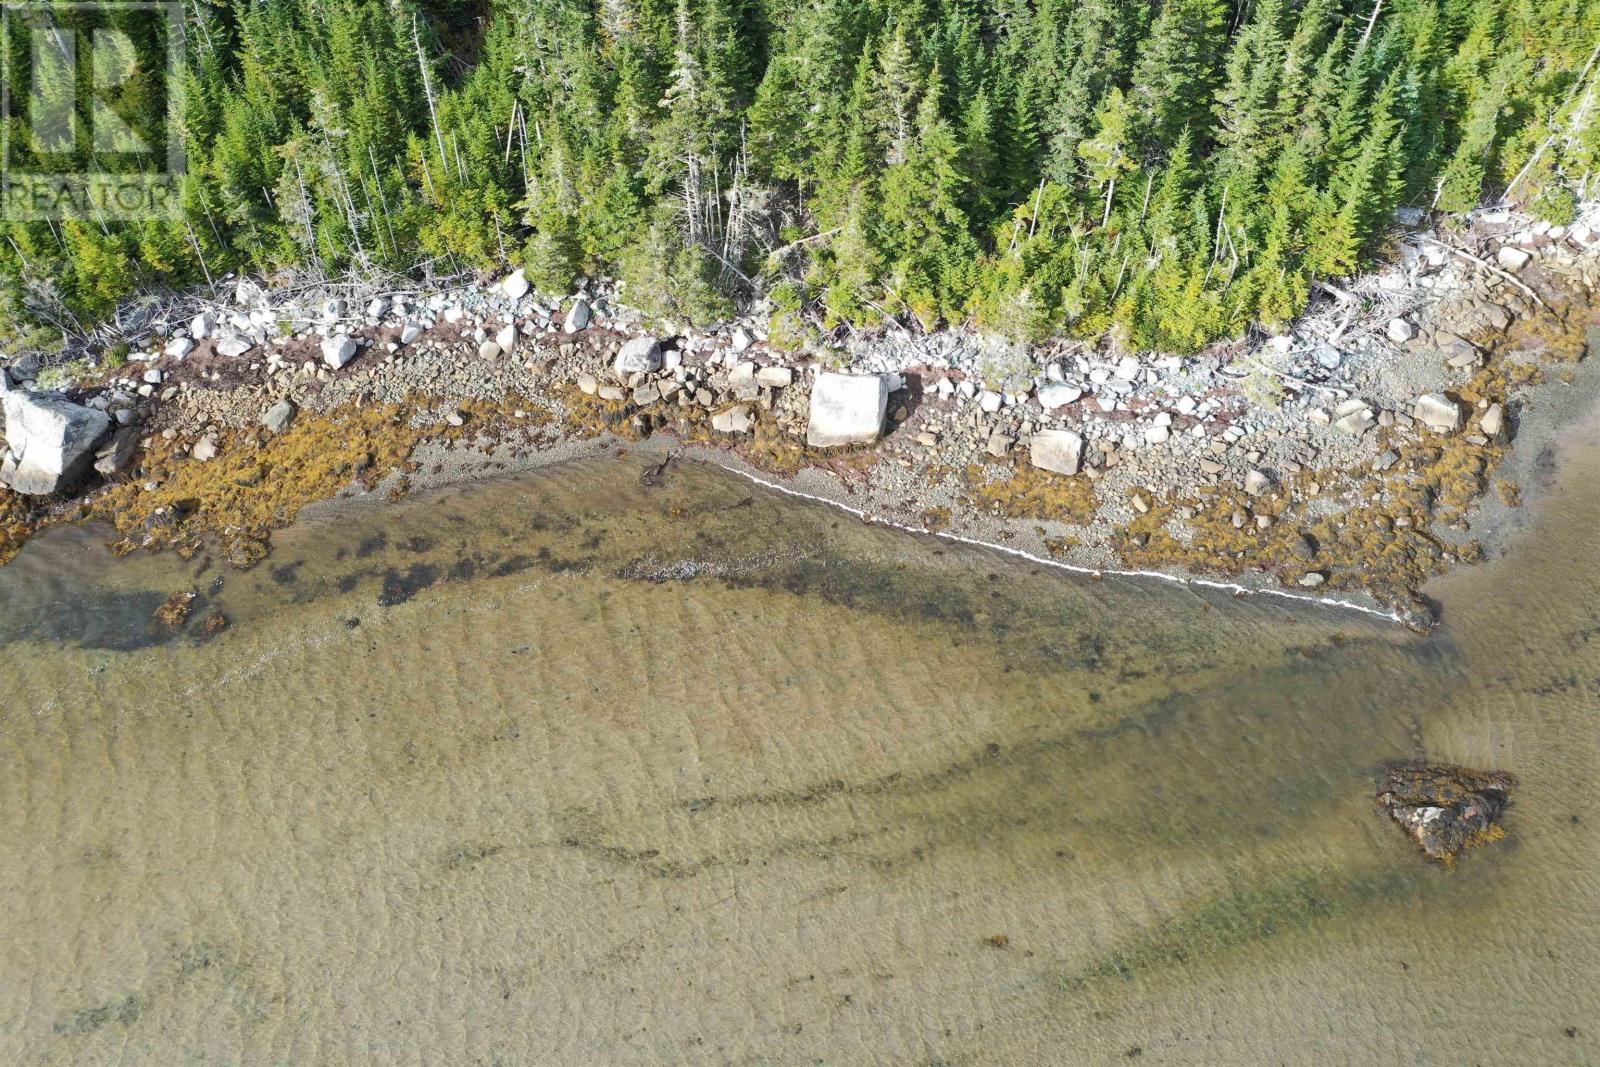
2 207 1598 626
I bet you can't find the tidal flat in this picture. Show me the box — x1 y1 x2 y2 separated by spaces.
1 395 1597 1064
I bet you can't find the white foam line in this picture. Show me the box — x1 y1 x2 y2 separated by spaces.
714 462 1408 627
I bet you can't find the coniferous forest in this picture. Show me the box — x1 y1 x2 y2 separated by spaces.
3 0 1598 352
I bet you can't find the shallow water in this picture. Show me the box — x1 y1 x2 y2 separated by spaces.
1 420 1597 1063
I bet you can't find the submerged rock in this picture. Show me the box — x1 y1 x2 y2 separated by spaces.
1377 763 1515 865
153 590 196 631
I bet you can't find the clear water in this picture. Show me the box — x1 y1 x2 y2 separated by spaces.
2 419 1597 1063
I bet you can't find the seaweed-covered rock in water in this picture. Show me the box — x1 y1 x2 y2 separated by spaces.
1377 763 1515 865
152 591 197 632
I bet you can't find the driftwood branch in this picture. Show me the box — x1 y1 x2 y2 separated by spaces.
766 228 840 264
1313 279 1357 303
1414 235 1550 310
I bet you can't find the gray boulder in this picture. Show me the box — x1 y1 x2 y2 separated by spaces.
8 353 41 384
263 398 298 434
0 390 110 495
1334 410 1375 436
216 334 253 357
806 372 889 448
93 425 141 476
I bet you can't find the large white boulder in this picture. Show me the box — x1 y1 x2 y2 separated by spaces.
216 334 253 357
615 336 662 375
1414 393 1462 432
322 334 358 369
806 372 889 448
712 404 754 434
1495 246 1531 272
1028 429 1083 476
501 269 529 301
564 298 592 334
0 390 110 495
1036 383 1082 410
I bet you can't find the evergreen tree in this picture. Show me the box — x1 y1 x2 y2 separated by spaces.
1 0 1593 354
